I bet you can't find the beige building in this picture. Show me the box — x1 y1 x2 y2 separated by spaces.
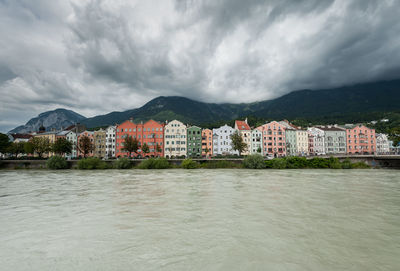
234 119 251 155
94 129 106 158
164 120 187 158
296 130 309 156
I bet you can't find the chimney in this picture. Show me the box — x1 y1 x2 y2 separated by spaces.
245 118 248 124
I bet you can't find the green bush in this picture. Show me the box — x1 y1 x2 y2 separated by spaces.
181 158 199 169
113 157 132 169
328 157 342 169
286 157 308 169
351 162 371 169
307 158 329 168
78 157 109 169
243 154 265 169
341 158 352 169
270 158 287 169
137 158 170 169
46 155 68 169
201 160 242 168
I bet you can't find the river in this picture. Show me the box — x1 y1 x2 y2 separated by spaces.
0 169 399 270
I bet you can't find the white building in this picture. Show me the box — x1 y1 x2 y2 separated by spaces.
250 129 263 155
307 127 325 155
234 119 251 155
105 126 116 158
164 120 187 158
212 124 239 156
65 130 78 159
376 133 390 155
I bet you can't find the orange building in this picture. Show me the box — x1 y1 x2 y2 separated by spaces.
77 131 94 157
116 119 164 158
201 129 213 157
346 124 376 154
256 121 287 157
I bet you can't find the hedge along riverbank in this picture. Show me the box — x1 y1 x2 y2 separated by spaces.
1 156 372 170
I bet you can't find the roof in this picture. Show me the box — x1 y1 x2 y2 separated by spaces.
9 133 32 139
235 120 250 130
315 126 345 131
56 131 70 136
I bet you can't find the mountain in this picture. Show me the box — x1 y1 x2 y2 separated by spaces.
9 109 86 134
8 79 400 132
80 96 244 128
81 79 400 127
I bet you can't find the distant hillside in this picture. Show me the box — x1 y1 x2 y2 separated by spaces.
8 79 400 132
81 80 400 127
9 109 86 134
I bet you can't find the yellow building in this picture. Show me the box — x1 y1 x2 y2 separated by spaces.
94 129 106 158
33 131 58 157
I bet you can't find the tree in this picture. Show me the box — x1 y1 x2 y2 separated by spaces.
0 133 11 154
389 127 400 146
122 136 139 157
7 142 25 157
230 131 247 156
31 137 52 158
78 135 94 158
204 147 209 157
24 141 34 156
257 146 262 154
53 138 72 156
141 143 150 156
156 143 162 155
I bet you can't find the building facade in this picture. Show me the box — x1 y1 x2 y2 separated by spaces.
116 119 165 158
94 129 106 158
256 121 287 157
234 119 251 155
250 129 263 155
105 126 116 158
212 124 239 156
376 133 390 155
33 131 58 157
307 127 325 155
296 130 309 156
77 131 94 157
346 125 376 154
317 126 346 154
164 120 187 158
65 131 78 159
201 129 213 157
187 126 202 158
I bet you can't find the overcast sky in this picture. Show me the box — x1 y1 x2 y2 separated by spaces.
1 0 400 132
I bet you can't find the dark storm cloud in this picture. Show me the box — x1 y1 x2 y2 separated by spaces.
1 0 400 132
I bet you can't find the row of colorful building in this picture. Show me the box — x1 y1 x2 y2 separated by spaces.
7 118 400 158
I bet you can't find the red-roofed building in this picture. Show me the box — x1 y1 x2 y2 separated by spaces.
234 118 251 155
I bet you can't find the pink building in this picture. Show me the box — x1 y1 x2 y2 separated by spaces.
77 131 94 157
256 121 287 157
346 124 376 154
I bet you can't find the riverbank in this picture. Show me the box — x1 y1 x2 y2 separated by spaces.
2 155 399 169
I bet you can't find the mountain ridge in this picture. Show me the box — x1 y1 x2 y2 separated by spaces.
8 79 400 133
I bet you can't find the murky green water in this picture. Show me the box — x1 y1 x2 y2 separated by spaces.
0 169 399 270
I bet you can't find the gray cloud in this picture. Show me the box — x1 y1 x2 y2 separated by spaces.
1 0 400 132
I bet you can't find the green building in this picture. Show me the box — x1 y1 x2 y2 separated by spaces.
187 126 202 157
285 129 297 156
